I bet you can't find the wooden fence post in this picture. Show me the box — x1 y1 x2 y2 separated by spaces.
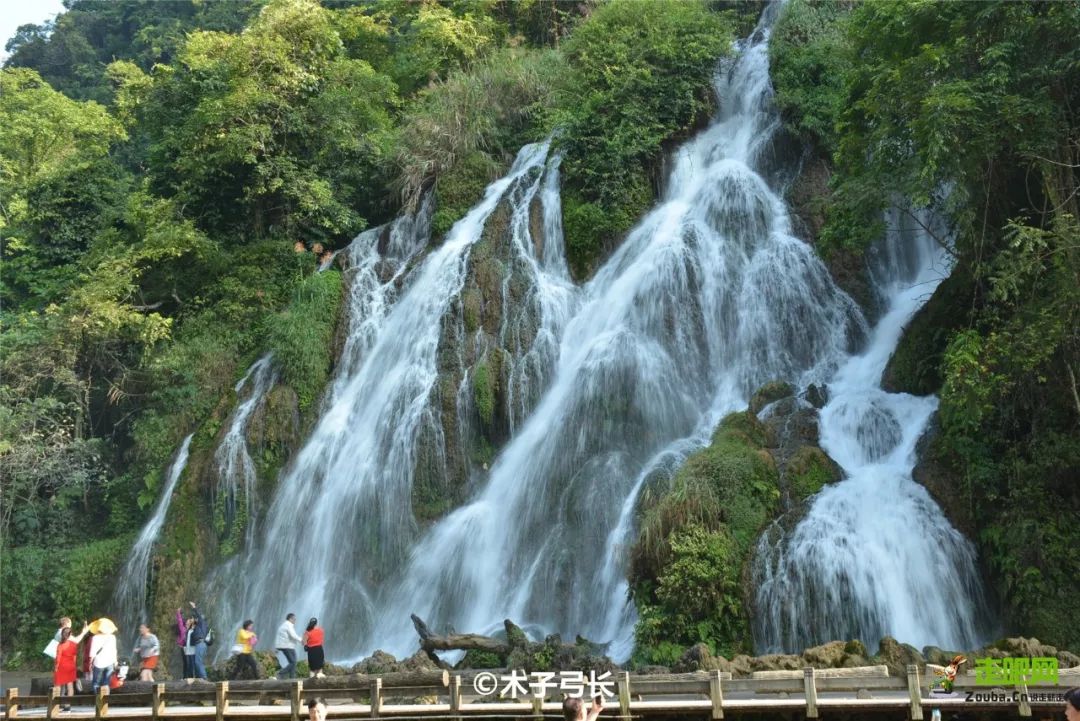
5 688 19 720
709 669 724 720
151 683 165 720
1016 681 1032 718
46 686 60 720
906 664 923 721
803 668 818 719
95 686 109 720
215 681 228 721
370 678 382 718
290 681 303 721
617 672 631 720
450 674 462 721
531 689 543 720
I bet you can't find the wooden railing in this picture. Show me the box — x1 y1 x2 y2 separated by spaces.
4 666 1077 720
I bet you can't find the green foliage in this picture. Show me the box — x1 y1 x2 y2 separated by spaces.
0 536 133 669
556 0 733 274
386 2 501 95
472 360 496 428
460 649 504 669
267 269 345 411
138 0 399 241
768 0 851 155
882 267 973 396
935 214 1080 648
4 0 259 104
770 0 1080 649
785 445 838 502
0 68 129 307
636 524 744 661
394 47 564 226
630 413 778 661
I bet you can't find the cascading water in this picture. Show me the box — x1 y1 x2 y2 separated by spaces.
197 3 993 662
364 6 865 662
752 209 994 653
213 354 276 551
113 433 193 638
206 143 573 657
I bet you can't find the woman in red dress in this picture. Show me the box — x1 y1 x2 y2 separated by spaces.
53 625 86 711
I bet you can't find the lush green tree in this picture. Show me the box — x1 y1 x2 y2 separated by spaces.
0 68 128 307
394 47 565 233
768 0 850 156
4 1 260 103
136 0 398 242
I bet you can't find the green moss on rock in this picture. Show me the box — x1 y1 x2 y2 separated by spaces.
472 361 495 428
630 414 781 664
749 380 794 414
718 410 775 449
786 445 841 501
432 151 500 238
883 265 973 395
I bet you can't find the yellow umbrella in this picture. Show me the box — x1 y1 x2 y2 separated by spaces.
89 618 117 635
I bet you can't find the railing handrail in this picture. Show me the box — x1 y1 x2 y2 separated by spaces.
4 666 1076 720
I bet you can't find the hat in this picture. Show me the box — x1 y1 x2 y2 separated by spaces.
89 618 118 635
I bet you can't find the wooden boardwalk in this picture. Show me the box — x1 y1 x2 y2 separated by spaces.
5 666 1077 720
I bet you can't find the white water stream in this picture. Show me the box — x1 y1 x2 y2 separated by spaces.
113 434 193 639
200 4 990 661
752 208 993 652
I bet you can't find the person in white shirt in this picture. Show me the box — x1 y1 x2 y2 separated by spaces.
89 632 118 692
273 613 304 679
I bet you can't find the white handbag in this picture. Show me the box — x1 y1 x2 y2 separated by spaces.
43 639 59 659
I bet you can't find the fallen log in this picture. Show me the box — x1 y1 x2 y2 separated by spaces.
412 614 509 656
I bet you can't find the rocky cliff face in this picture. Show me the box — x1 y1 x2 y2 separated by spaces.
407 162 569 525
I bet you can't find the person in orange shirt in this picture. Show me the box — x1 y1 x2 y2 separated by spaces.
301 618 325 679
231 620 259 679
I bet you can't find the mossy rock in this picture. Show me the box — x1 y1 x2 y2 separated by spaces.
461 287 482 333
459 649 504 669
630 412 783 662
718 410 775 449
786 445 842 501
505 620 529 649
472 360 496 429
432 151 500 238
351 650 399 674
749 380 795 414
882 265 973 395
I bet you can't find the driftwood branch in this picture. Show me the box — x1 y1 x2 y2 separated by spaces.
411 614 510 655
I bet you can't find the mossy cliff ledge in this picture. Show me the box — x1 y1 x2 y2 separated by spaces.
629 381 841 666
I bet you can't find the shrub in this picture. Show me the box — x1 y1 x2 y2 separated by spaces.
556 0 732 273
266 268 345 411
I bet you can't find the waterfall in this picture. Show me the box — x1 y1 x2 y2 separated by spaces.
212 354 277 552
206 143 572 657
752 209 994 653
113 433 193 638
362 7 864 662
198 2 992 662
